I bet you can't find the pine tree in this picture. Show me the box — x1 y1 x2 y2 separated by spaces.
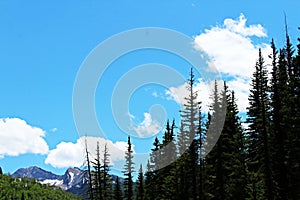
289 27 300 199
198 104 205 200
284 25 300 200
178 68 200 199
136 164 144 200
0 167 3 175
144 137 161 200
246 49 273 200
204 80 223 199
159 120 177 199
160 119 177 168
123 136 135 200
201 112 212 200
92 141 103 200
269 39 289 200
85 138 94 200
223 90 247 199
269 28 300 199
176 120 188 200
144 160 155 200
102 143 112 199
204 82 247 200
113 176 122 200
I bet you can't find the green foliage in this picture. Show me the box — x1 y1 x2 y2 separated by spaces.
91 142 113 200
101 144 113 199
204 82 248 200
246 49 273 200
77 31 300 199
123 136 135 200
0 174 81 200
136 164 144 200
269 28 300 200
113 176 122 200
178 68 201 200
92 141 103 200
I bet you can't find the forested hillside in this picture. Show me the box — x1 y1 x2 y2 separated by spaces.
0 173 81 200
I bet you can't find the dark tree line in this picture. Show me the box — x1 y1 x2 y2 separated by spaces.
84 27 300 200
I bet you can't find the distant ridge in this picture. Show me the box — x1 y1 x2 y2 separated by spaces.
11 166 124 196
12 166 88 195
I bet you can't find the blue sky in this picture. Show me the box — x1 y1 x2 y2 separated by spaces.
0 0 299 176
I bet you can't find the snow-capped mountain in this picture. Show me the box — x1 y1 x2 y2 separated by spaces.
12 166 88 194
11 166 124 196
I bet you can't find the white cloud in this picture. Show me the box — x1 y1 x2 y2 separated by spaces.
0 118 49 158
194 14 271 78
131 112 162 137
166 83 189 105
45 141 83 168
167 14 272 113
45 136 131 168
223 14 267 37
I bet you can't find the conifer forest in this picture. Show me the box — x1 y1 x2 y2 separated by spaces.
81 29 300 200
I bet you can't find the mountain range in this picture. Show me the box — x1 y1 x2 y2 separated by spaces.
11 166 122 196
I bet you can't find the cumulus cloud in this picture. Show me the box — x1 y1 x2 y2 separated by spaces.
166 83 189 105
45 136 131 168
0 118 49 158
223 14 267 37
167 14 272 113
194 14 271 78
130 112 162 137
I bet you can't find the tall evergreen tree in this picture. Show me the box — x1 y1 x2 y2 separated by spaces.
269 39 289 199
289 27 300 199
269 28 300 199
176 121 188 200
204 80 223 200
92 141 103 200
102 143 112 199
85 138 94 200
113 176 122 200
144 137 161 200
284 25 300 200
223 90 247 199
204 82 247 200
246 49 273 200
159 120 177 199
136 164 144 200
144 160 155 200
123 136 135 200
197 102 205 200
178 68 200 199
